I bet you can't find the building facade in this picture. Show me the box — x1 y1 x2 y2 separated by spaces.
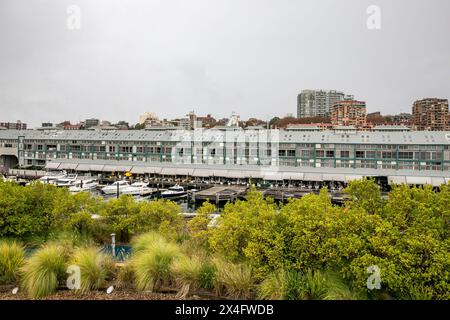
85 118 100 129
331 100 367 128
1 129 449 185
412 98 449 131
0 121 27 130
297 90 353 118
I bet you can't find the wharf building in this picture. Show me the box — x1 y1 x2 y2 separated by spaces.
0 128 450 186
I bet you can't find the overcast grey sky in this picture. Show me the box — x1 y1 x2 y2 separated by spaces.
0 0 449 127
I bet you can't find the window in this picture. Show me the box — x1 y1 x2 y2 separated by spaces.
287 150 296 157
279 150 287 157
315 150 325 158
355 151 365 158
399 151 413 160
340 150 350 158
326 150 335 158
366 151 376 158
382 151 394 159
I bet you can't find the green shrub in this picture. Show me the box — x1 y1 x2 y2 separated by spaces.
131 238 181 292
213 258 254 299
21 245 68 299
0 240 25 285
69 247 114 293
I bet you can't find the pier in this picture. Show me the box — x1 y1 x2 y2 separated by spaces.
190 185 248 204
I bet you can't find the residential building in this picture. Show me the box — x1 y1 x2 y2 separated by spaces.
412 98 449 131
85 118 100 129
331 100 367 128
297 90 354 118
0 121 27 130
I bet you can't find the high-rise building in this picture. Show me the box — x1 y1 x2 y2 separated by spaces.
331 100 367 128
412 98 449 131
85 118 100 128
297 90 353 118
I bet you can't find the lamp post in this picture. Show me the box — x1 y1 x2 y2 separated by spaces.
111 233 116 257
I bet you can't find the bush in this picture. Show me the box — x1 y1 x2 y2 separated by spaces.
21 245 68 299
69 247 114 293
0 240 25 285
131 235 181 292
213 258 254 299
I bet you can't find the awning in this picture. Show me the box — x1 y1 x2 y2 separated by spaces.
345 175 364 183
131 166 161 174
45 162 61 170
406 176 432 185
90 164 105 171
388 176 406 185
247 171 264 179
323 174 346 182
303 173 323 181
225 170 251 179
160 167 178 175
58 163 78 170
262 171 284 181
103 165 132 172
75 164 92 171
192 169 215 177
175 168 194 176
282 172 305 180
431 177 446 187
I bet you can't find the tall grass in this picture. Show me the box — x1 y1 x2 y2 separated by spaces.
131 233 181 292
0 240 25 285
69 247 114 293
21 245 68 299
131 232 167 254
258 270 284 300
258 269 365 300
171 255 202 298
213 258 254 299
116 262 135 289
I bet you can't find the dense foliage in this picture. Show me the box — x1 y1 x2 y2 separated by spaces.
0 180 183 242
208 183 450 299
0 178 448 299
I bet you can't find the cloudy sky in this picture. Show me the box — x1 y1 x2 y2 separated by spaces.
0 0 449 127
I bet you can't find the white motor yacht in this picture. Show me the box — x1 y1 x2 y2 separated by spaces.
101 180 130 195
122 182 157 196
161 185 187 199
69 179 99 193
55 174 78 187
39 171 67 185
